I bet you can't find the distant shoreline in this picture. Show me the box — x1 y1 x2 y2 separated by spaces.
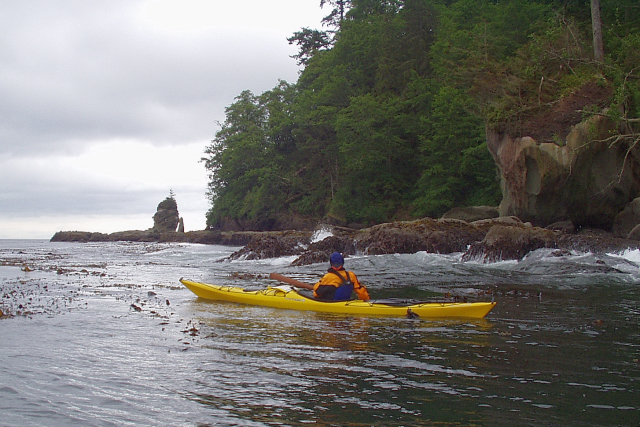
49 229 312 247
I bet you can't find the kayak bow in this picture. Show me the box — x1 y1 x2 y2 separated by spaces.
180 279 496 318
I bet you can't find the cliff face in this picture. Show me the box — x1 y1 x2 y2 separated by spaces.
488 91 640 232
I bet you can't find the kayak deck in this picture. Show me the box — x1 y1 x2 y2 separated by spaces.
180 279 496 319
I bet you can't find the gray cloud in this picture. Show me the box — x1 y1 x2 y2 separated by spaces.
0 0 304 156
0 0 323 238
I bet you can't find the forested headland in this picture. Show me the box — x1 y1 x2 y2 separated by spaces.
203 0 640 232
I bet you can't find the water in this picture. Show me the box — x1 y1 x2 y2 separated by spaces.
1 240 639 426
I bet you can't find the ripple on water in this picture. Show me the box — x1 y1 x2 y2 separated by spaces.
1 240 640 426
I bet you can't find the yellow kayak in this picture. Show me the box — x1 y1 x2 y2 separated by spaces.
180 279 496 318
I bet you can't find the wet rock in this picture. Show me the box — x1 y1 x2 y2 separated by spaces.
360 227 429 254
546 220 575 234
626 223 640 241
441 206 499 222
551 249 572 257
470 216 523 231
462 224 558 262
557 228 640 254
613 198 640 238
291 235 356 266
228 235 305 260
357 218 484 255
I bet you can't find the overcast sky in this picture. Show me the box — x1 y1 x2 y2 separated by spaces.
0 0 326 239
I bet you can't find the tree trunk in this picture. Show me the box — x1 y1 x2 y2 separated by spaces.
591 0 604 62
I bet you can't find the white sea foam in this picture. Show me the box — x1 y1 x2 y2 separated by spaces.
310 226 333 243
617 248 640 265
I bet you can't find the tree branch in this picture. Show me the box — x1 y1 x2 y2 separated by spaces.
576 110 640 123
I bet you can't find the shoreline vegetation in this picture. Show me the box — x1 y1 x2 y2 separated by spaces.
51 2 640 266
50 215 640 265
200 0 640 235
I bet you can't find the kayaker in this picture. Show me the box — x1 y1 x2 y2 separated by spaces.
313 252 370 302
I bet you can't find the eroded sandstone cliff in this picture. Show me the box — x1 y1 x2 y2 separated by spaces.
488 83 640 233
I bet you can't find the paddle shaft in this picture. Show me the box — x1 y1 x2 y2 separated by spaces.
269 273 315 290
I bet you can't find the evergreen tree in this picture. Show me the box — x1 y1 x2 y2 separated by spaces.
202 0 638 230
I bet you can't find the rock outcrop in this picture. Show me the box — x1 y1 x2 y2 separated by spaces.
228 235 307 261
224 217 640 265
487 79 640 231
441 206 499 222
291 235 357 266
153 197 180 232
461 224 557 262
488 113 640 230
50 229 309 246
612 197 640 239
354 218 484 254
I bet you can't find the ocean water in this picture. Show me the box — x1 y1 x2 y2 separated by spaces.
0 239 639 426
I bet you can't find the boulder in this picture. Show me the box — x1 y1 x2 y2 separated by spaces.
462 224 558 262
612 198 640 238
441 206 499 222
359 227 430 254
546 220 575 234
355 218 484 255
291 235 356 266
470 216 523 232
626 223 640 241
228 235 305 261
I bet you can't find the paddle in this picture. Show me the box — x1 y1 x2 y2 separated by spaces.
269 273 315 290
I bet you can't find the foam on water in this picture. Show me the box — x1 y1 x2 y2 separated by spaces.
617 248 640 265
310 226 333 243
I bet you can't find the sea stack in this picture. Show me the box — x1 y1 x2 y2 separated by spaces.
152 196 180 232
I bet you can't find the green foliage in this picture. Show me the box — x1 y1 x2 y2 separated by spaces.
204 83 301 228
287 28 332 66
203 0 638 230
413 85 499 217
335 93 419 223
607 32 640 120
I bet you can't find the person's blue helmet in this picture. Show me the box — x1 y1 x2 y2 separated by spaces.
330 252 344 267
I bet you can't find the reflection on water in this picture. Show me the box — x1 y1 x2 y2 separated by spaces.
0 240 639 426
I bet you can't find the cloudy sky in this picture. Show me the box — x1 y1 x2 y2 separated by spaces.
0 0 325 239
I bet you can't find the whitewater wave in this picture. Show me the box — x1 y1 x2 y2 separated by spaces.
310 226 334 243
617 248 640 265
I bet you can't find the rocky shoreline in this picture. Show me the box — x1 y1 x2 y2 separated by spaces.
49 229 290 247
51 215 640 265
